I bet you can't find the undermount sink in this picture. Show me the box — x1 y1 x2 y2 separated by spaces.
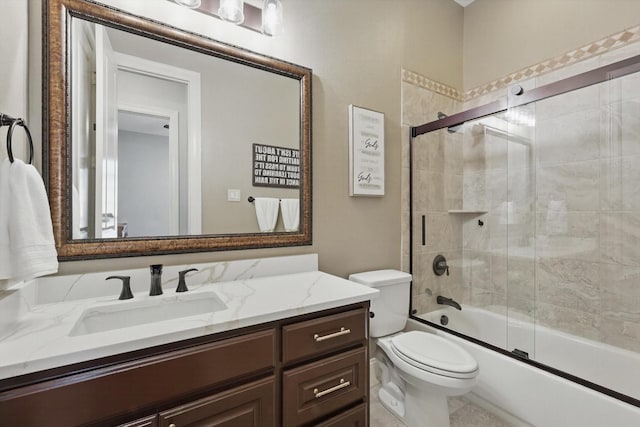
69 292 227 336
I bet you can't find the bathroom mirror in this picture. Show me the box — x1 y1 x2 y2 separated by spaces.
44 0 311 259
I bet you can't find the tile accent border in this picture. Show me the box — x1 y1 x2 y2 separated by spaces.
402 68 463 100
403 24 640 102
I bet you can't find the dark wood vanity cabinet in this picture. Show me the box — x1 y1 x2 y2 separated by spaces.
0 303 369 427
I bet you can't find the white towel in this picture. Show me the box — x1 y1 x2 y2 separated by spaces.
0 159 11 279
254 197 279 232
280 198 300 232
0 159 58 280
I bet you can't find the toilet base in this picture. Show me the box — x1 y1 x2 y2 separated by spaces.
378 380 451 427
404 382 450 427
378 383 405 419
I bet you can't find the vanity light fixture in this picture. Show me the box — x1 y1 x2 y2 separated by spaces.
218 0 245 24
261 0 283 36
171 0 284 37
173 0 201 8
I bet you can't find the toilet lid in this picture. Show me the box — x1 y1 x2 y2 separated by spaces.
391 331 478 378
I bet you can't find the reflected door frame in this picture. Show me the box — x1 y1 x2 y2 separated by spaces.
114 51 202 235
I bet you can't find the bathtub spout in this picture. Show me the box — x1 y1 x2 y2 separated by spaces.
436 295 462 310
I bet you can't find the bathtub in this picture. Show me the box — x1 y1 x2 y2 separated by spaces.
409 307 640 426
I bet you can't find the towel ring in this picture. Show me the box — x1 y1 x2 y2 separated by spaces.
6 118 34 164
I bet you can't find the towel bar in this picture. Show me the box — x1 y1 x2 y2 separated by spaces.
1 112 34 164
248 196 282 203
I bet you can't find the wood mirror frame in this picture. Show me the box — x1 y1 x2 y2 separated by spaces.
44 0 312 260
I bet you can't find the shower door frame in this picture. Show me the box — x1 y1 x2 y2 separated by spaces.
408 53 640 408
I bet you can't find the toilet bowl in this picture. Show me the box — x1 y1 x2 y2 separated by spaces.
349 270 479 427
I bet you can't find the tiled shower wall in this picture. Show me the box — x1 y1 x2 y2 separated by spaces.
401 81 464 315
402 34 640 353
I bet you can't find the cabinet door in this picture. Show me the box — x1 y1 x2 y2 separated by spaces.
158 376 275 427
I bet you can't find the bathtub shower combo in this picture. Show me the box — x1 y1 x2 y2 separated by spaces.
409 52 640 423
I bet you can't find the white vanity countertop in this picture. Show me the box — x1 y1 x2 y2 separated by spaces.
0 271 378 381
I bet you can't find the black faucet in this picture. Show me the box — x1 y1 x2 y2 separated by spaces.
437 295 462 310
149 264 163 296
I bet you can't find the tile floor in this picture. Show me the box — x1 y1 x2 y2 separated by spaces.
370 384 515 427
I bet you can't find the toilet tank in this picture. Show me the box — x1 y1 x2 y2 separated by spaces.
349 270 412 338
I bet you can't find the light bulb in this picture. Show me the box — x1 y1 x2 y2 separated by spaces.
262 0 283 36
218 0 245 25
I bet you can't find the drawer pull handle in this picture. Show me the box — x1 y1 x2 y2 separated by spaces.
314 378 350 398
313 327 351 342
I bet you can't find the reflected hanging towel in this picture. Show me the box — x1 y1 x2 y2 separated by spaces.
254 197 279 232
1 159 58 280
280 198 299 232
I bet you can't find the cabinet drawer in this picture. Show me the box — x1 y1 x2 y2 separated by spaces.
282 309 366 365
159 376 275 427
283 347 366 427
314 403 367 427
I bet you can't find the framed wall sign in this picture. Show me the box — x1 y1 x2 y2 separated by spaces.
348 105 385 196
253 143 300 188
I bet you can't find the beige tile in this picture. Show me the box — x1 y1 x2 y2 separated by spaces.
535 109 601 167
600 263 640 326
536 212 599 262
600 212 640 266
370 387 517 427
535 301 601 341
536 160 600 211
536 258 600 314
402 81 425 126
462 214 490 251
600 155 640 211
599 315 640 353
600 98 640 158
413 130 445 172
411 212 462 253
401 125 411 170
536 74 600 121
445 132 464 175
450 398 516 427
599 39 640 69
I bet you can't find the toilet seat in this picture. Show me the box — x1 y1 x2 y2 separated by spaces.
390 331 478 379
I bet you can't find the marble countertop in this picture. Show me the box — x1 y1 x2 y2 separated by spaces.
0 271 378 381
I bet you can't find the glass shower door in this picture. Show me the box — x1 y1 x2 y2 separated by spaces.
504 101 537 358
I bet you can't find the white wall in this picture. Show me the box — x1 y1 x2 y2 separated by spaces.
118 130 171 237
0 0 28 163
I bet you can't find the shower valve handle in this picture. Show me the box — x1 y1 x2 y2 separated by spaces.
433 255 449 276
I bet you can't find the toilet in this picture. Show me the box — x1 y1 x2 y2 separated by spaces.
349 270 478 427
